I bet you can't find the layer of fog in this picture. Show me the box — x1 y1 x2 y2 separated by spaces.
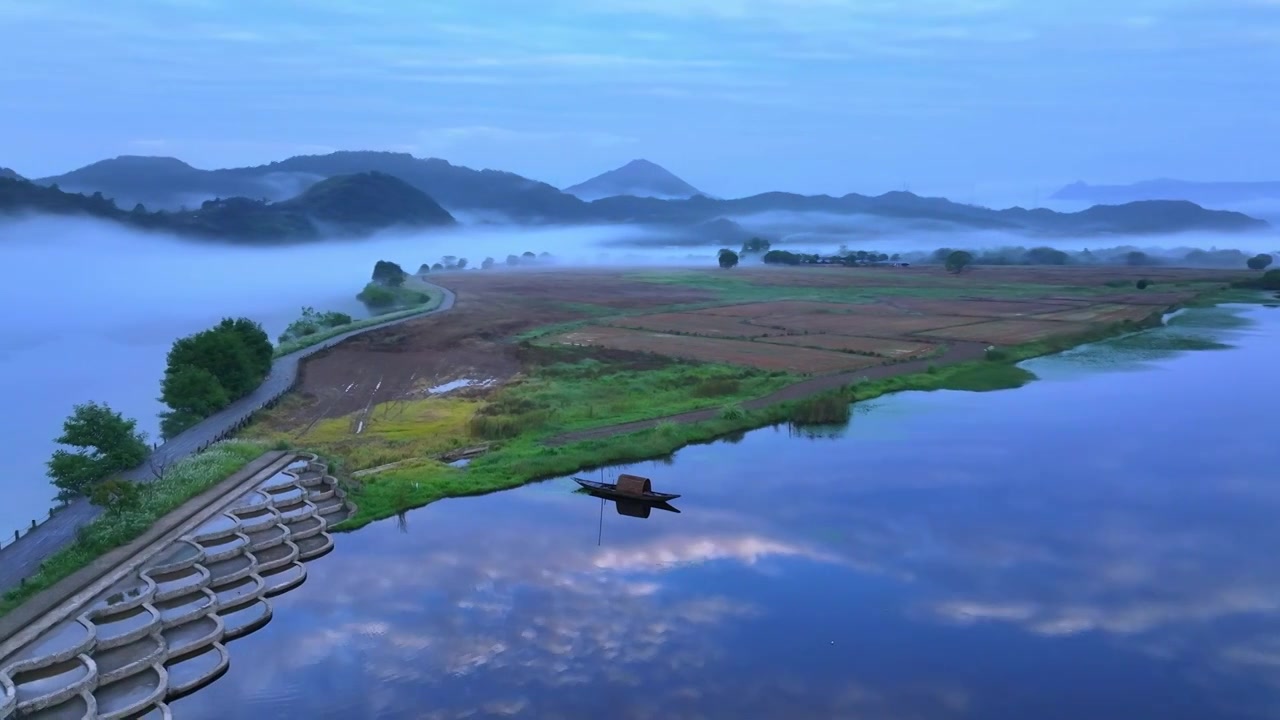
0 215 696 537
717 210 1280 261
1 206 1271 535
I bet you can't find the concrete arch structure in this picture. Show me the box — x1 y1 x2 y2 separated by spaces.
0 455 355 718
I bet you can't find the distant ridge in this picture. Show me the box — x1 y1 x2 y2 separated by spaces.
0 167 23 181
564 159 704 201
1053 179 1280 206
12 152 1270 238
0 171 455 242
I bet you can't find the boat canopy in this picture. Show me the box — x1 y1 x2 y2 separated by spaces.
616 474 652 495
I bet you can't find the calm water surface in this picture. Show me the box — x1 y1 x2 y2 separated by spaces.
173 304 1279 720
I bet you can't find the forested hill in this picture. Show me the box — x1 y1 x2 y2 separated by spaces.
0 172 455 242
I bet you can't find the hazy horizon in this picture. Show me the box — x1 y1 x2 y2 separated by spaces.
2 1 1278 205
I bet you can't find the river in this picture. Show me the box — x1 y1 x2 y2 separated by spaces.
162 302 1278 719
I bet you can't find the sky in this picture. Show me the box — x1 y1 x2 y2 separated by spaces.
0 0 1277 203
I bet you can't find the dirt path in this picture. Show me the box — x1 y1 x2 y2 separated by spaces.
546 341 989 446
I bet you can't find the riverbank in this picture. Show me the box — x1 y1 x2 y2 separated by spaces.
233 267 1255 530
324 313 1153 529
0 281 457 609
274 278 444 357
168 302 1280 720
0 441 268 620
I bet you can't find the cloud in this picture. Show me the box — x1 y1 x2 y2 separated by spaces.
409 126 639 153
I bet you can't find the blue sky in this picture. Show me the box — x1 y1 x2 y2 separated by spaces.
0 0 1276 202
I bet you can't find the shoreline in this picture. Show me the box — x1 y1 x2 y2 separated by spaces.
326 288 1262 531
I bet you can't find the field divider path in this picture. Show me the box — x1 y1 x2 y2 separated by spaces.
545 341 989 446
0 284 456 598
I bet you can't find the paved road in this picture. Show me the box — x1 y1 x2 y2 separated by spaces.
0 285 456 595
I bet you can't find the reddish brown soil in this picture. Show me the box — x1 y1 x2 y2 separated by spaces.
746 312 983 336
694 300 880 317
915 318 1095 344
554 326 882 373
885 298 1077 317
757 334 939 359
607 312 786 338
280 271 715 427
270 265 1241 441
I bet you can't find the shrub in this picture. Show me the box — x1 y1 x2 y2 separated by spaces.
788 392 851 425
984 345 1010 361
356 282 397 308
692 377 742 397
720 404 745 420
1136 279 1151 290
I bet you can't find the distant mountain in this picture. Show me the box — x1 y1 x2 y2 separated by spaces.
18 152 1271 238
0 167 22 181
1053 179 1280 207
36 151 581 220
0 172 455 242
564 159 704 201
585 192 1268 235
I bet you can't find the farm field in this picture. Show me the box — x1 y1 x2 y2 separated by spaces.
251 264 1246 438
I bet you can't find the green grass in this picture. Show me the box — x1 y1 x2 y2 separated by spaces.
274 282 443 358
0 440 268 618
245 396 481 472
623 268 1141 304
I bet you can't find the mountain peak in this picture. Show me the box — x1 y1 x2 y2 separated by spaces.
564 159 704 201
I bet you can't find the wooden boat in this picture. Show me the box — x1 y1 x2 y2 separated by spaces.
573 474 681 502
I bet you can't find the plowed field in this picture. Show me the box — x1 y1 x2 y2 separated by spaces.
553 326 883 373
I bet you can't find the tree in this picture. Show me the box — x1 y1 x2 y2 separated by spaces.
456 258 468 269
166 328 258 398
356 282 397 309
1025 246 1068 265
418 263 431 275
1247 253 1274 271
219 317 271 380
90 478 142 512
506 254 520 266
718 248 740 269
371 260 407 287
522 251 537 260
432 262 444 271
1124 250 1152 267
740 237 771 255
161 364 230 419
442 255 458 269
890 253 901 261
1258 269 1280 290
47 402 148 501
482 257 495 269
945 250 974 273
1136 279 1151 290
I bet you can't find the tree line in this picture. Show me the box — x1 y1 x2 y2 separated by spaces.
46 316 272 507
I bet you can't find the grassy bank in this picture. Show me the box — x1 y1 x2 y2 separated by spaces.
330 311 1207 530
0 440 267 618
274 281 443 358
247 351 799 475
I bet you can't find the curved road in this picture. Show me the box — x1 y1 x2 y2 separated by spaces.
0 285 456 596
